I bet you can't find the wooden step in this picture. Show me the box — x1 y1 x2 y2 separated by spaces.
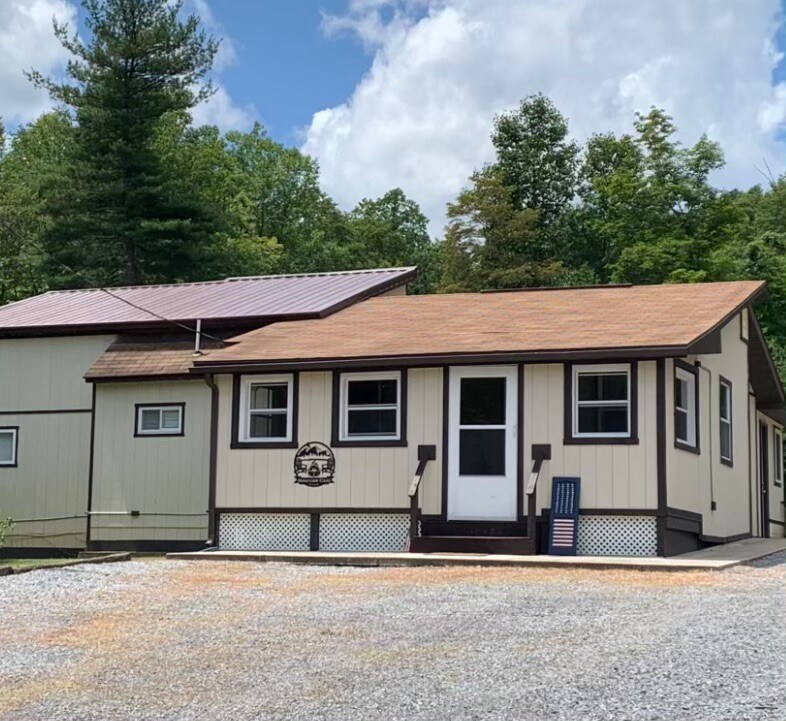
409 535 536 555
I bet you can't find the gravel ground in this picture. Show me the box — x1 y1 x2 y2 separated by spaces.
1 554 784 721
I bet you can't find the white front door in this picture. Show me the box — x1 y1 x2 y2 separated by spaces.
447 366 518 521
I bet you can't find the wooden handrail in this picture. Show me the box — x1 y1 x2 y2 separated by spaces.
527 444 551 544
409 445 436 541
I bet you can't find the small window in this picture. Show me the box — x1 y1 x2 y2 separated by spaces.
135 405 184 436
775 429 783 487
573 364 631 438
340 371 401 441
239 375 294 443
0 427 18 466
674 364 698 450
719 378 733 465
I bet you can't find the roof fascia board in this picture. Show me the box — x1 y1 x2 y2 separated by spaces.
190 345 689 374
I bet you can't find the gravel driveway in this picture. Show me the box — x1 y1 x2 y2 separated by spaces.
1 554 784 721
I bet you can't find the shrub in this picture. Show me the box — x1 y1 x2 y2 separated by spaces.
0 513 13 548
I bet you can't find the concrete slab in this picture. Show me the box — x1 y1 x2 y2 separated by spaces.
167 537 785 572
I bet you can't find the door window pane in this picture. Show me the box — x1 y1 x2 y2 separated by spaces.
460 377 506 425
347 409 397 436
459 429 505 475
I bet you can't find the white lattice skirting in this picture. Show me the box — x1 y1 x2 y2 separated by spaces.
219 513 310 551
577 515 657 557
320 514 409 552
219 512 409 552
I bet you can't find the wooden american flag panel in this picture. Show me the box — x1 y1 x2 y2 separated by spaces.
548 477 581 555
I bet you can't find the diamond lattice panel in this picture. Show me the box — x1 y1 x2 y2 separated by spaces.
219 513 310 551
576 515 657 557
319 514 409 552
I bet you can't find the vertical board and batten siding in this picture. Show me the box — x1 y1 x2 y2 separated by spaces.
0 335 115 548
215 369 443 514
524 362 658 515
91 380 210 542
666 315 751 539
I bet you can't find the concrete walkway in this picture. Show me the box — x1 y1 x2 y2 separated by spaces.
168 537 786 572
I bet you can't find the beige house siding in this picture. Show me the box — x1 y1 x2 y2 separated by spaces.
217 363 658 518
666 315 751 539
90 380 210 542
0 335 114 549
215 368 443 513
525 362 659 514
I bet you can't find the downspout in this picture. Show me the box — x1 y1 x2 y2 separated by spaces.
696 362 716 510
85 383 98 548
203 372 219 548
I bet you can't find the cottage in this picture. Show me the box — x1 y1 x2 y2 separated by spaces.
191 280 784 557
0 274 782 558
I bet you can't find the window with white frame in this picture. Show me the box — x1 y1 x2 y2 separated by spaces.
719 378 733 464
339 371 401 441
136 405 184 436
573 364 631 438
674 365 697 449
239 375 294 442
0 427 18 466
775 429 783 487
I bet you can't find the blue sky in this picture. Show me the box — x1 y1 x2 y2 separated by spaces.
2 0 784 230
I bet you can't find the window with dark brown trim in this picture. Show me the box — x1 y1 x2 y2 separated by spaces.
719 376 733 466
564 362 639 445
331 370 407 447
674 360 700 454
134 403 185 437
774 428 782 488
231 373 299 449
0 426 19 467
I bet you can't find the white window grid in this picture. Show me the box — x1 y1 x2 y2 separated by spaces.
340 371 401 441
675 367 697 448
136 405 183 435
572 363 631 439
239 374 294 443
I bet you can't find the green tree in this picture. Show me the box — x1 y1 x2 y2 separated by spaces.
28 0 222 287
347 189 439 293
492 94 580 223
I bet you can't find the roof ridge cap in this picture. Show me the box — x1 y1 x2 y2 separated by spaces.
224 266 416 282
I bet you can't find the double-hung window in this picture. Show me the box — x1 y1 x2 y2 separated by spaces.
0 427 18 466
239 375 294 444
674 363 698 451
135 405 184 436
774 429 783 488
572 364 632 438
719 378 733 465
339 371 402 442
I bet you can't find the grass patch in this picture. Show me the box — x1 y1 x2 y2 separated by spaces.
1 558 76 570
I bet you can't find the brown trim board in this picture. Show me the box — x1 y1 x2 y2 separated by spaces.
656 358 667 556
204 374 219 546
85 383 97 545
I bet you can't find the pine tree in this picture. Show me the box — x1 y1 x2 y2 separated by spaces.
28 0 220 286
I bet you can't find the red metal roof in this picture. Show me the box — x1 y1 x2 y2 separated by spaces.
0 267 415 336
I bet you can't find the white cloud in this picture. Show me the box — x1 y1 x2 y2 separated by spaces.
186 0 256 131
0 0 77 126
190 83 256 131
303 0 786 234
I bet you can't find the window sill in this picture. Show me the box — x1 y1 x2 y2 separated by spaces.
563 437 639 446
720 457 734 468
674 440 700 455
134 432 184 438
331 439 407 448
230 440 298 450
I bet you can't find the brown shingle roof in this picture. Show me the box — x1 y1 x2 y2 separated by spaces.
85 339 225 380
0 267 415 336
194 281 766 368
